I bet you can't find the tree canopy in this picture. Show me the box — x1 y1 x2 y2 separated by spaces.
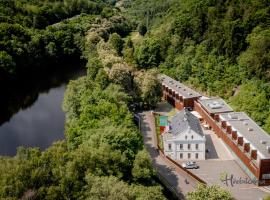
124 0 270 134
186 184 234 200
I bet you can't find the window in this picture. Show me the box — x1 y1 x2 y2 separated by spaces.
191 135 194 139
188 153 191 159
188 144 191 150
168 144 171 150
180 153 183 159
185 135 187 140
195 153 199 159
196 144 199 150
180 144 183 150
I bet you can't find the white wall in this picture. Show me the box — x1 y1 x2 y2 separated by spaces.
164 140 206 160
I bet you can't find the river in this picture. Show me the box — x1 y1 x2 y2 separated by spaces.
0 66 85 156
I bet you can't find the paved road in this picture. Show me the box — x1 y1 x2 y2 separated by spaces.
139 111 199 198
178 159 269 200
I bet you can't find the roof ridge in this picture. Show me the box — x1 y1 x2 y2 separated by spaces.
171 109 204 137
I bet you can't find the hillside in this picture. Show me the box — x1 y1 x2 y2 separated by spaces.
0 0 115 77
0 0 269 199
123 0 270 133
0 1 168 199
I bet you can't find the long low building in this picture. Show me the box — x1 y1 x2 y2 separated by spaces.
218 112 270 186
160 74 201 110
160 74 270 186
194 97 270 186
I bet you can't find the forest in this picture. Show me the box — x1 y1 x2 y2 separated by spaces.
0 0 168 199
0 0 117 77
124 0 270 132
0 0 269 199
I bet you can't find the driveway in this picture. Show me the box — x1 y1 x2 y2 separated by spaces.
139 111 200 198
204 129 234 160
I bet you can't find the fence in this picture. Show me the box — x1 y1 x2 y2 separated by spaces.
155 169 185 200
157 145 207 185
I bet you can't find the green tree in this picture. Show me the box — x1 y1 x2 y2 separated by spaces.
135 37 165 68
62 77 94 123
132 149 155 183
95 68 110 89
101 7 114 18
108 33 124 55
45 42 57 57
109 63 133 92
238 26 270 79
86 57 103 79
132 185 166 200
186 184 234 200
230 81 270 127
263 115 270 134
83 175 133 200
0 51 16 74
83 175 165 200
138 22 147 36
134 69 162 108
123 37 134 64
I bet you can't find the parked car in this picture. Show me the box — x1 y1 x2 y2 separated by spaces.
206 149 211 153
182 161 199 169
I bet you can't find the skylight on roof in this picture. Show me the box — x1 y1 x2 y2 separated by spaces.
208 102 223 109
260 140 267 145
248 127 253 131
267 146 270 153
228 113 238 119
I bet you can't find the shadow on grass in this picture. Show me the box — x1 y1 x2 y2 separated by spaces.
155 101 175 113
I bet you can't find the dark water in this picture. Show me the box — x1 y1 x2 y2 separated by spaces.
0 66 85 156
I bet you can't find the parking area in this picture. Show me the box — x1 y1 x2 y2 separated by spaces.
154 101 269 199
179 159 268 200
179 129 269 199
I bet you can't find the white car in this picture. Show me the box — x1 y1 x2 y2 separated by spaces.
182 161 199 169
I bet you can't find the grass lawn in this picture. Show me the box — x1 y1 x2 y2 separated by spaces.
167 108 177 119
154 113 164 150
154 101 179 150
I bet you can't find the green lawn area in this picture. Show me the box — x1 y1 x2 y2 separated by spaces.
154 102 179 150
167 108 177 119
154 113 164 150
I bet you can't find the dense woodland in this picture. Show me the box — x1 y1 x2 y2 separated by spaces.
0 0 167 199
124 0 270 132
0 0 269 199
0 0 117 76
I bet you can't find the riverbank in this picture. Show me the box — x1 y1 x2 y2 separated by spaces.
0 64 86 156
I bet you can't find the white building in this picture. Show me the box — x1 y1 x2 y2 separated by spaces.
162 109 206 160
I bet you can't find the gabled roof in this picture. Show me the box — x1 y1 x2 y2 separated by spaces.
170 109 204 137
159 74 201 99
